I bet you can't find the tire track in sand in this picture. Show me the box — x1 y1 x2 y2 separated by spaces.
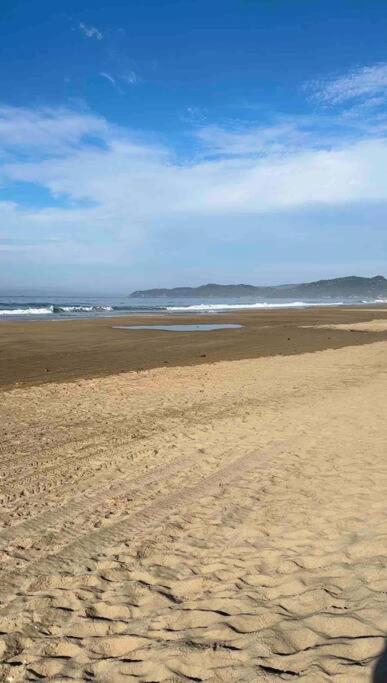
20 439 291 577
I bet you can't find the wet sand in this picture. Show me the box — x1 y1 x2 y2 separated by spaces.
1 306 387 389
0 308 387 681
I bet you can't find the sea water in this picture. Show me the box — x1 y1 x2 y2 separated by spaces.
0 293 385 321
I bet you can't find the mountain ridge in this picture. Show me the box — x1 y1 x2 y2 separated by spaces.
129 275 387 299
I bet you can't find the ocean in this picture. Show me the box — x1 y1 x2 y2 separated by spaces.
0 294 386 320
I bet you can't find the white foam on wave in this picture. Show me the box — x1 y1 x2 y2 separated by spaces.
0 306 53 315
166 301 345 312
55 305 113 312
58 305 94 312
0 304 114 316
363 298 387 304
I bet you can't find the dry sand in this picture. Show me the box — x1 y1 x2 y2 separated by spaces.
304 320 387 332
0 315 387 681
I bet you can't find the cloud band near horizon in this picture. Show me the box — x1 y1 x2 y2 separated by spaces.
1 63 387 290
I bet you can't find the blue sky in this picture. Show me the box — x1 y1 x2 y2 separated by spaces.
1 0 387 292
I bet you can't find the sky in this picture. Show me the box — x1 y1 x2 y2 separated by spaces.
1 0 387 293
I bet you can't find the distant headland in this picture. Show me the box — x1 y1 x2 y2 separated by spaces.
130 275 387 299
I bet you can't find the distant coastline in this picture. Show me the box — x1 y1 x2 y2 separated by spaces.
130 275 387 299
1 276 387 320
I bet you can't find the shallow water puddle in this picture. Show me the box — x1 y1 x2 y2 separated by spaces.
113 323 243 332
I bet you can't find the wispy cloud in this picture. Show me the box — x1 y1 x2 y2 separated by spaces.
100 71 138 92
0 105 109 154
100 72 116 87
181 106 208 125
308 63 387 105
121 71 138 85
79 22 103 41
197 121 310 157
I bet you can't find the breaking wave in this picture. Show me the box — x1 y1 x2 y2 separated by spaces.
0 304 114 316
362 298 387 304
166 301 345 311
0 306 54 316
52 305 113 313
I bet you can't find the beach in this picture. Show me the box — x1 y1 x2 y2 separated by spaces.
1 307 387 681
2 306 387 389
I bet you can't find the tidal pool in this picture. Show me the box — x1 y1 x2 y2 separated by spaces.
113 323 243 332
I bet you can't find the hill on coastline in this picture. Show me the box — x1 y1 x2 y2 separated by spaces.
130 275 387 299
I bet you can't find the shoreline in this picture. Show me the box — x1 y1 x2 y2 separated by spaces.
1 300 387 323
1 305 387 389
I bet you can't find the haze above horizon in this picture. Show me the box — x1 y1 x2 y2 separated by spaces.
1 0 387 292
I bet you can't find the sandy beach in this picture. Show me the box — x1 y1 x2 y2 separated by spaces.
1 308 387 681
2 306 387 389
